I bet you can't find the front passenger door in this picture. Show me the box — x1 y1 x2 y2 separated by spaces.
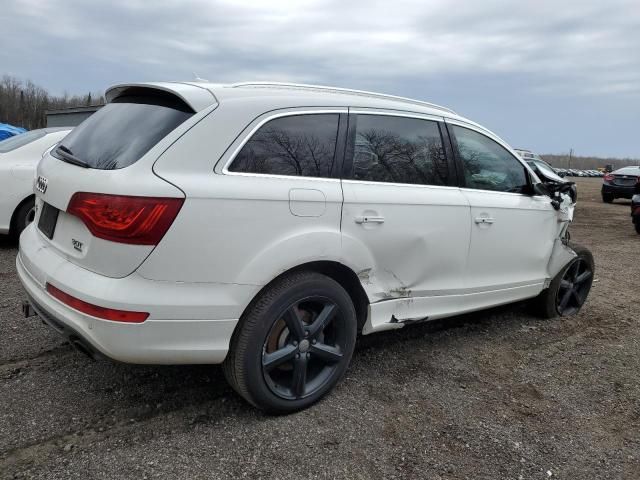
447 122 557 292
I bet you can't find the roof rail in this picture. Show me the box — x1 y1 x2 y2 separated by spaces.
230 82 456 115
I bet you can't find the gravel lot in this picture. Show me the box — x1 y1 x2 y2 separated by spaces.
1 177 638 479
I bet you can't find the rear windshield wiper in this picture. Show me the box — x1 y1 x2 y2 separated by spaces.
55 145 90 168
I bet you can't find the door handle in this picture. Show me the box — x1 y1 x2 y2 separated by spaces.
474 217 495 224
355 215 385 224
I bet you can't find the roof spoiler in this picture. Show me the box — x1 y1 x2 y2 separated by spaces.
105 82 217 112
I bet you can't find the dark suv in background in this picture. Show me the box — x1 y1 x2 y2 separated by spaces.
631 186 640 234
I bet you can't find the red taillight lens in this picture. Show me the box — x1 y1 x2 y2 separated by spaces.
67 193 184 245
46 283 149 323
603 173 614 182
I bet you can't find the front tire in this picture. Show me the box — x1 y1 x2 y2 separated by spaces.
223 271 357 413
11 198 36 239
533 242 595 319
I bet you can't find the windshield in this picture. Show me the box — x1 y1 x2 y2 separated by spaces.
0 130 46 153
53 94 194 170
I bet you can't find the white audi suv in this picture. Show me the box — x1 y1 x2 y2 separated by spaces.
17 82 593 412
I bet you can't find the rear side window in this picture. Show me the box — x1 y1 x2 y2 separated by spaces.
229 114 340 178
0 130 46 153
452 125 529 193
349 115 449 186
53 94 194 170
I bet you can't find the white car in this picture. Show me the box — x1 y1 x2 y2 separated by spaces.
18 82 594 412
1 128 71 237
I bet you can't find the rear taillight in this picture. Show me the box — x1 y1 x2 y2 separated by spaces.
603 173 614 182
67 193 184 245
46 283 149 323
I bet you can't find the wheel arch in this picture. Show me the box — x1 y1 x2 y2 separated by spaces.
236 260 371 334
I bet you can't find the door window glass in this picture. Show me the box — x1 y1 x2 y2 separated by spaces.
229 114 340 178
350 115 449 185
452 125 528 193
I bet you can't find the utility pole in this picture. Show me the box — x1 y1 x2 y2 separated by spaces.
568 148 573 169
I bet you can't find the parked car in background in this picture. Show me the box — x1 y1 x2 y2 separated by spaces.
0 128 71 238
632 193 640 234
515 149 566 178
0 122 27 141
601 166 640 203
525 158 567 179
18 81 593 412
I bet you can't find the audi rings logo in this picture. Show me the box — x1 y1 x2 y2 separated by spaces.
36 176 48 194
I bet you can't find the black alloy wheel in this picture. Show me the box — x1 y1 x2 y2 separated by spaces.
532 242 594 319
262 297 346 400
223 271 357 413
555 257 593 316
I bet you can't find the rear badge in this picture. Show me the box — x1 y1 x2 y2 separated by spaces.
36 176 48 194
72 239 83 252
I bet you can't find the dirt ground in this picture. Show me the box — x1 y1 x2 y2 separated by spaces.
1 177 638 479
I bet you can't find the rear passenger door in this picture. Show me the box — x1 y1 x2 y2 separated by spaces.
341 111 471 303
447 121 557 292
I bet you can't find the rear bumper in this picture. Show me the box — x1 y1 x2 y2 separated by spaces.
601 183 636 198
17 225 261 364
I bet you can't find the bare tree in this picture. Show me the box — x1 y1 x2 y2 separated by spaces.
0 75 104 130
542 153 639 169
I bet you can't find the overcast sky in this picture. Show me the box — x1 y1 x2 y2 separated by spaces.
2 0 639 158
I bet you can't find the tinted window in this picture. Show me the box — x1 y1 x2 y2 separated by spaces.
0 130 46 153
452 125 528 193
229 114 339 177
350 115 449 186
53 94 193 170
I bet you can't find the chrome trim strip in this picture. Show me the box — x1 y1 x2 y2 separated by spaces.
460 187 533 198
372 280 546 302
349 109 445 122
341 179 460 190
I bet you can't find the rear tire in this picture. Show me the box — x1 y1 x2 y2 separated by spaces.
533 242 594 319
223 271 357 413
11 198 36 239
602 193 614 203
635 222 640 235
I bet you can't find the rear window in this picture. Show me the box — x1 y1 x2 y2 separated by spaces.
53 94 194 170
0 130 46 153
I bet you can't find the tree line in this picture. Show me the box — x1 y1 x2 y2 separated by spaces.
542 153 639 169
0 75 104 130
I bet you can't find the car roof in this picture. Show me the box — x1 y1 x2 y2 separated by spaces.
104 81 503 138
613 166 640 174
